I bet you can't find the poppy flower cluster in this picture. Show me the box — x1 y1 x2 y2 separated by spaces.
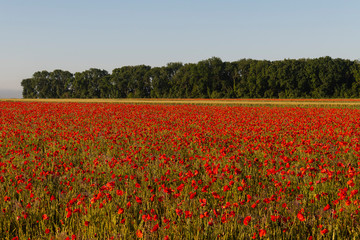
1 101 360 239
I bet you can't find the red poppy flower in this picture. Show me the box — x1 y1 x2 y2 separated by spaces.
323 204 330 211
321 229 329 235
118 208 124 214
297 213 305 222
244 216 251 225
136 230 143 238
151 224 159 232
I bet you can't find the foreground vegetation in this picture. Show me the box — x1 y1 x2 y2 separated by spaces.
4 98 360 108
1 101 360 239
21 56 360 99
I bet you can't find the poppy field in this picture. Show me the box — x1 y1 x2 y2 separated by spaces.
1 101 360 239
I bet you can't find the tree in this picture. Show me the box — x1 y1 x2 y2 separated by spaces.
72 68 108 98
21 78 37 98
32 71 51 98
169 63 196 98
49 70 74 98
21 57 360 99
110 66 132 98
232 59 252 98
149 67 168 98
127 65 151 98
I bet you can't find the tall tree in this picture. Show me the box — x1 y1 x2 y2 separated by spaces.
72 68 108 98
49 70 74 98
33 71 51 98
110 66 132 98
149 67 168 98
21 78 37 98
169 63 196 98
128 65 151 98
21 57 360 99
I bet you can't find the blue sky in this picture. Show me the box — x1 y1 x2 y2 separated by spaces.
1 0 359 97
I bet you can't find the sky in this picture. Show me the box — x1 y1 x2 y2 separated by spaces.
1 0 359 98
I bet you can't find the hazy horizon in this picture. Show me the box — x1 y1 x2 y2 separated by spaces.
0 89 22 99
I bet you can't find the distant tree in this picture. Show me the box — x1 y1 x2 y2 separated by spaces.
110 66 132 98
166 62 183 79
150 62 183 98
350 61 360 97
72 68 108 98
169 63 199 98
149 67 168 98
21 57 360 99
99 75 112 98
196 57 232 98
296 59 311 98
21 78 37 98
49 70 74 98
232 59 252 98
245 60 270 98
32 71 51 98
126 65 151 98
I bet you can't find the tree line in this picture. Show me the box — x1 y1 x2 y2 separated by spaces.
21 56 360 99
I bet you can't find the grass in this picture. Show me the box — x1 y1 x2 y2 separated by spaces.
3 98 360 108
